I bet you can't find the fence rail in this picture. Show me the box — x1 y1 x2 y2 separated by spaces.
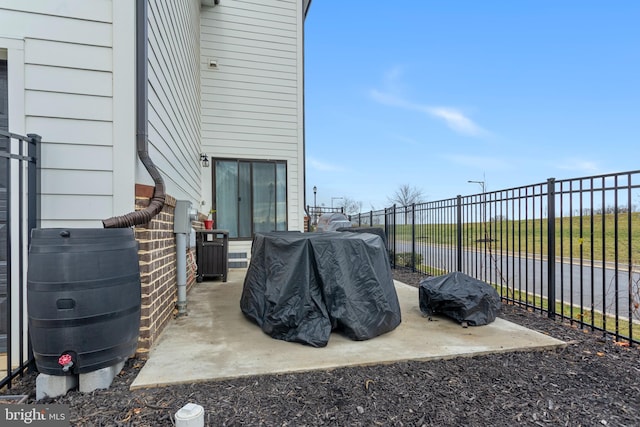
306 205 344 229
0 130 40 389
350 170 640 345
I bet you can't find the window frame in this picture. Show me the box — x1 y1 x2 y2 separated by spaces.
212 158 288 240
0 38 25 136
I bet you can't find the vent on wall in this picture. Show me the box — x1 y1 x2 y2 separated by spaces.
201 0 220 7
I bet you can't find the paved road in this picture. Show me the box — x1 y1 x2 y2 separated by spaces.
393 239 639 320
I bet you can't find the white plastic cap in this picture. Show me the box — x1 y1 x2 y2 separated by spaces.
175 403 205 427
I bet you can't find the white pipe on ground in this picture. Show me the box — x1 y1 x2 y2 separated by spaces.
175 402 204 427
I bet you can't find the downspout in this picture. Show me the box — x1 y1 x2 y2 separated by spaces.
103 0 165 228
302 0 310 229
175 232 187 315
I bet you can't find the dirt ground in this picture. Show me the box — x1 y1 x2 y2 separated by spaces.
2 268 640 426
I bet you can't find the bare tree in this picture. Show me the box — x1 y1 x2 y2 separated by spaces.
387 184 425 225
387 184 425 207
340 196 363 215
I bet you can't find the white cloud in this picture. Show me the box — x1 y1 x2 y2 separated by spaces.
383 65 404 86
444 154 511 170
389 134 420 145
308 157 343 172
369 89 410 109
554 158 599 173
369 76 487 137
422 106 487 137
380 65 407 95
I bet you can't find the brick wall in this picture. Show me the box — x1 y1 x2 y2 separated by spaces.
134 185 197 357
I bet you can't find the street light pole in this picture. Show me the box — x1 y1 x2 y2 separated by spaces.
468 180 487 241
313 186 317 226
467 180 485 193
331 197 344 211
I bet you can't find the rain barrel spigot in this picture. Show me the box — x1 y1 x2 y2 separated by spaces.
58 353 74 372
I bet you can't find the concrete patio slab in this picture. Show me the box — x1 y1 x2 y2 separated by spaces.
131 269 565 389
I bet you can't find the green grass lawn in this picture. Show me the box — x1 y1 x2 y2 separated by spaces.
380 212 639 343
495 282 638 343
389 212 639 265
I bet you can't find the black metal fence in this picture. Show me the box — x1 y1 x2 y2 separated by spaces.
350 170 640 345
306 205 344 230
0 130 40 389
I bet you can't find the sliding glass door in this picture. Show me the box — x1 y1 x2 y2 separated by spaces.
214 159 287 238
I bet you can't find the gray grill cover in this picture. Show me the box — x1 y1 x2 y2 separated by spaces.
316 213 351 232
240 232 401 347
419 272 501 326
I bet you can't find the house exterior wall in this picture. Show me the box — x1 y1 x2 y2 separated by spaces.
0 0 131 228
135 0 202 355
1 0 308 356
1 0 306 249
134 184 197 356
0 0 204 224
200 0 306 257
0 0 204 356
145 0 202 206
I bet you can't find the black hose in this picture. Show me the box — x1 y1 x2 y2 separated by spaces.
102 152 165 228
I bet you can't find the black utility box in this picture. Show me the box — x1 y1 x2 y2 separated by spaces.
195 230 229 282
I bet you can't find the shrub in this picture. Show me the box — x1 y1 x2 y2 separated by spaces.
392 252 423 268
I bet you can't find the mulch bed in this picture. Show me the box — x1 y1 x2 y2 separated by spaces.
2 268 639 426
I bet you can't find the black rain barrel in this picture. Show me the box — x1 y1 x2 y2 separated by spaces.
27 228 141 375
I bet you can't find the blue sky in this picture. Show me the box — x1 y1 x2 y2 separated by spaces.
304 1 640 211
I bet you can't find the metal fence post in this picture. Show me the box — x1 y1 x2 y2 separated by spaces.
377 170 639 344
547 178 556 319
384 208 395 267
27 134 41 234
0 132 41 387
392 204 397 269
411 203 416 272
457 195 462 272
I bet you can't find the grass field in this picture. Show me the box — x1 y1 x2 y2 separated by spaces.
388 212 640 265
364 210 640 341
494 282 638 343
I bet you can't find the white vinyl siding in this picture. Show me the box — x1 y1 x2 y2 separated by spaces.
23 39 113 72
0 8 112 47
1 0 306 238
145 0 202 204
25 117 113 147
0 0 112 22
200 0 305 241
25 91 112 122
24 65 112 97
2 0 203 225
0 2 117 227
